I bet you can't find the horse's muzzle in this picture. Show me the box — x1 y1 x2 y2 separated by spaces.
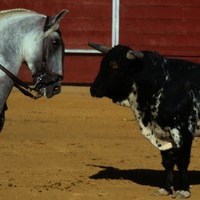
43 81 62 98
33 72 63 98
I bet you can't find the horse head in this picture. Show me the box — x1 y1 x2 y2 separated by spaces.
22 9 68 98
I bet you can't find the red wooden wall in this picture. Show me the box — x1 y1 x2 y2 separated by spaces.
0 0 112 84
120 0 200 61
1 0 200 84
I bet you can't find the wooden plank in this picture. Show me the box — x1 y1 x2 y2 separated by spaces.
121 19 200 35
63 54 103 84
121 0 200 6
0 0 112 49
121 6 200 20
120 0 200 58
63 18 111 48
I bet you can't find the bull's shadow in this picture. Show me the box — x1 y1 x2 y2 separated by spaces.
88 165 200 187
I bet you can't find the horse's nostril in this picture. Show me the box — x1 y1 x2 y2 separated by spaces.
54 86 59 91
53 86 61 95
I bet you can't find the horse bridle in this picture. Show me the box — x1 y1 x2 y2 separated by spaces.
0 16 63 99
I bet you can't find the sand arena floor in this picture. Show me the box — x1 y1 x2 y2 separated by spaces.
0 86 200 200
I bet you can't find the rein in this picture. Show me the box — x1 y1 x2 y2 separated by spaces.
0 64 42 99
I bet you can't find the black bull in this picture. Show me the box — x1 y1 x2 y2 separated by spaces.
88 42 200 198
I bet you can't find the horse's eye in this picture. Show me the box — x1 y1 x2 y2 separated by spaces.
52 39 61 47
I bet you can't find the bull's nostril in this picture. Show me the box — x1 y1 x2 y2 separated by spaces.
90 87 104 98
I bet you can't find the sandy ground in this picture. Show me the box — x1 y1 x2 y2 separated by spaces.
0 86 200 200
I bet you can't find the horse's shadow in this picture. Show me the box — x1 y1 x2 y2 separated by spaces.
88 165 200 187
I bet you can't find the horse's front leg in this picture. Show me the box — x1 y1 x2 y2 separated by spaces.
0 103 8 131
0 78 13 132
158 149 176 196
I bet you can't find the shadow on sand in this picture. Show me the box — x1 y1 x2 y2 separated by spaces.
88 165 200 187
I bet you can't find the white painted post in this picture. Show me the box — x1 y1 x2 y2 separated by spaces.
112 0 120 47
65 0 120 54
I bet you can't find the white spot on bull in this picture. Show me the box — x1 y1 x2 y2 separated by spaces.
189 93 200 137
162 59 170 81
196 118 200 136
139 125 173 150
128 84 173 151
188 123 193 133
149 122 171 140
116 99 130 107
170 128 181 148
152 88 163 118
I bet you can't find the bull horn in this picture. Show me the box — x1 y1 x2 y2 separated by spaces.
126 50 144 60
88 42 111 53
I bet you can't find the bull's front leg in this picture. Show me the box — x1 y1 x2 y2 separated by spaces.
157 149 176 196
173 138 192 198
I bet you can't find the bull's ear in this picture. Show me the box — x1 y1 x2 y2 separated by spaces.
126 50 144 60
88 42 111 54
44 9 68 36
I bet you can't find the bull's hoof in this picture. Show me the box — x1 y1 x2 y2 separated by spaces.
172 190 191 199
153 188 169 196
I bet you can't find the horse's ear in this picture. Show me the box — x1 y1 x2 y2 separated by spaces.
44 9 68 36
49 9 68 27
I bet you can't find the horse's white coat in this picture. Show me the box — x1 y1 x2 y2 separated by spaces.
0 10 45 74
0 8 66 112
22 30 44 74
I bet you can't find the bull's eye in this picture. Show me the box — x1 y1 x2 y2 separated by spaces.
110 61 118 69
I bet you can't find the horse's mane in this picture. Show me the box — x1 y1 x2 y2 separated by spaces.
0 8 37 18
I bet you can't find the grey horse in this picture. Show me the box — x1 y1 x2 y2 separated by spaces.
0 8 68 131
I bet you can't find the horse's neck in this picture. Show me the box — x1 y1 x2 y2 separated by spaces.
0 14 44 76
0 44 22 76
0 37 21 112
